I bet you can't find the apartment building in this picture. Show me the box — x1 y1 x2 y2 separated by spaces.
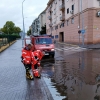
31 11 46 35
39 11 46 32
31 18 40 35
46 0 100 44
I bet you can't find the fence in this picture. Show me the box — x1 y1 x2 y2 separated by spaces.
0 38 8 48
0 34 21 49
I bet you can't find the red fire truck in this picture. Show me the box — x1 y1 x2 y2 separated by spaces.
24 35 55 58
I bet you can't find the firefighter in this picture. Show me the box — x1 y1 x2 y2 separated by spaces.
31 50 44 78
21 44 34 80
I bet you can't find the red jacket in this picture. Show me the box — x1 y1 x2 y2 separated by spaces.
21 48 32 64
21 48 44 65
34 50 44 61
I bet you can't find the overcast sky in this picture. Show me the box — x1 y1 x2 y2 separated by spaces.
0 0 49 32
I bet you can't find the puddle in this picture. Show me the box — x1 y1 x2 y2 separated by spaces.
43 77 67 100
42 50 100 100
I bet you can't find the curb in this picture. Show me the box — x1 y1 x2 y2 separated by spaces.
57 42 79 47
0 40 16 53
41 76 54 100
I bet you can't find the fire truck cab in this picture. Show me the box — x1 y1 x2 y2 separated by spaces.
30 35 55 58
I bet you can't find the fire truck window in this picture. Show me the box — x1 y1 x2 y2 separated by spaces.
36 38 52 44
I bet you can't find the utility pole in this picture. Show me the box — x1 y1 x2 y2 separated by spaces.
22 0 26 47
80 0 84 46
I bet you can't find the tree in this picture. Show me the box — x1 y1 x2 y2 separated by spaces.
40 24 46 35
1 21 21 34
3 21 15 34
27 29 31 36
0 28 3 32
14 26 21 34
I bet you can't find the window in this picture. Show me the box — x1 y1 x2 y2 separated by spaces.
56 25 58 29
62 23 64 27
35 38 52 44
59 23 64 28
38 25 40 28
51 27 53 31
71 18 74 24
59 24 61 28
55 0 57 4
72 5 74 10
54 9 56 15
67 20 69 26
55 25 58 30
52 36 54 39
67 8 69 14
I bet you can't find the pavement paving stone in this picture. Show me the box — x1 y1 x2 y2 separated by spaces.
0 40 53 100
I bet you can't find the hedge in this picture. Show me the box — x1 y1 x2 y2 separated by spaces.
0 34 21 42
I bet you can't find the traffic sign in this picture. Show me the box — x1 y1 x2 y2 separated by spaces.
81 29 86 34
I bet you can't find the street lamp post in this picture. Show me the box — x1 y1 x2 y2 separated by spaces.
22 0 26 47
80 0 84 46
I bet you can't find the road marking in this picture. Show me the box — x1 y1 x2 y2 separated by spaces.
55 46 87 52
57 42 78 47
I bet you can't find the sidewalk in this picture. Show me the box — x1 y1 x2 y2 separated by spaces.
80 44 100 49
56 42 100 49
0 40 16 53
0 40 53 100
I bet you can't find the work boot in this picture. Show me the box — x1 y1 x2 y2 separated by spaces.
26 71 34 80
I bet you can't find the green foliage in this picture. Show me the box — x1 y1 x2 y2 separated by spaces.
40 24 46 35
1 21 21 34
27 29 31 36
0 34 21 42
14 26 21 34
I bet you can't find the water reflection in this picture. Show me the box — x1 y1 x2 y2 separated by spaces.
52 50 100 100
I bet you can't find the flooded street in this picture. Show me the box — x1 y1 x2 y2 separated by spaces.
42 48 100 100
0 40 100 100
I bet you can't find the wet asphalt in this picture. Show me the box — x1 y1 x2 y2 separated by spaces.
0 40 100 100
0 40 53 100
42 44 100 100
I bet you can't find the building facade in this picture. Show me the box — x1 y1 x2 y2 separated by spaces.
31 11 46 35
31 18 40 35
46 0 100 44
39 11 46 33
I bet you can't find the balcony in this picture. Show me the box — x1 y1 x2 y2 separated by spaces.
49 23 52 27
54 11 56 15
60 16 65 21
48 16 52 20
48 5 52 13
48 7 51 12
59 4 65 11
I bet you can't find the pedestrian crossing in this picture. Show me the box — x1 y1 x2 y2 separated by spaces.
55 46 87 52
